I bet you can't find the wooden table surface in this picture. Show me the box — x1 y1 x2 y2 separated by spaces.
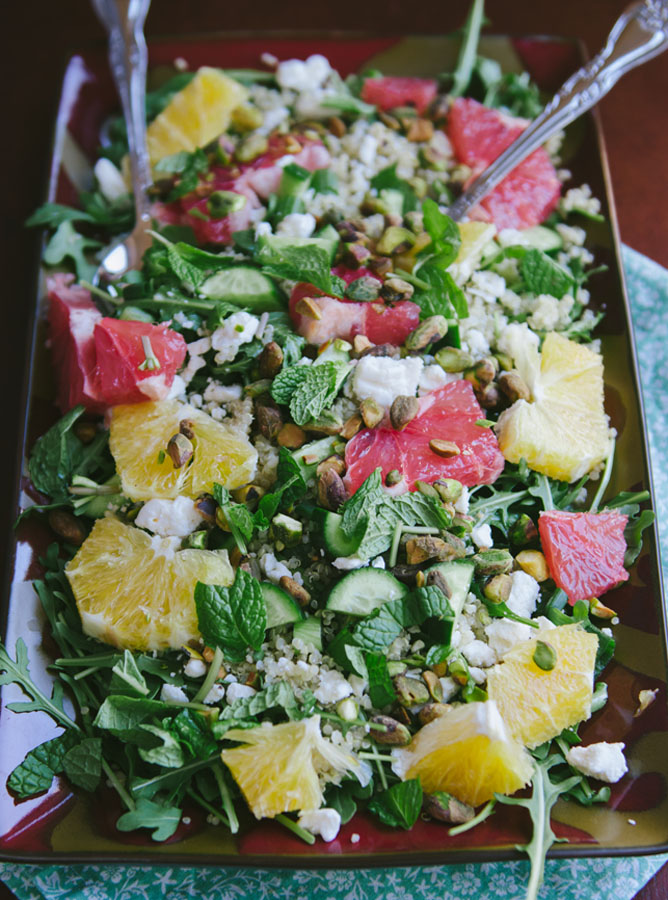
1 1 667 898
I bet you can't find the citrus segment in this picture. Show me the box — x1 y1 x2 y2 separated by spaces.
146 67 247 165
109 400 257 501
360 76 438 115
65 516 233 651
487 623 598 748
391 701 533 807
538 509 629 603
495 331 610 482
221 716 369 819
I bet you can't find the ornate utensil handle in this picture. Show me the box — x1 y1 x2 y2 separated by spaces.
447 1 668 222
91 0 152 224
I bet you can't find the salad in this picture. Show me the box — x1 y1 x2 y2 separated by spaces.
1 3 658 897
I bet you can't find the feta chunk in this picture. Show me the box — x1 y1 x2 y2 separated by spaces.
211 312 260 364
203 683 226 705
297 807 341 843
184 658 207 678
314 669 353 705
352 356 423 408
260 552 293 584
276 212 316 239
160 684 189 704
135 497 204 538
276 54 331 91
506 571 540 619
566 742 628 783
461 639 496 668
454 485 470 515
485 618 532 659
472 523 493 549
225 683 256 703
332 555 367 571
418 364 457 396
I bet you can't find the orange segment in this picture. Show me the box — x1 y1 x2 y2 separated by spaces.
146 67 248 165
391 700 533 807
65 516 233 651
486 623 598 748
495 331 610 482
109 400 257 501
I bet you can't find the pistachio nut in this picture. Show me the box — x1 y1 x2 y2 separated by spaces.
277 423 306 449
167 433 194 468
258 341 284 378
370 715 412 746
360 397 385 429
380 276 415 303
393 675 430 707
404 315 448 351
390 394 419 431
423 791 475 825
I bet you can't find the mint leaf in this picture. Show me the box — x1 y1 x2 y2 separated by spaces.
7 731 79 799
356 487 451 561
368 778 423 829
116 797 182 842
340 468 385 540
257 241 333 293
62 737 102 792
167 244 206 290
171 709 218 759
214 682 297 732
365 653 396 708
272 362 349 426
94 695 167 743
406 584 454 620
520 248 574 300
29 405 86 502
43 220 102 282
421 198 461 265
271 365 309 404
353 584 453 653
195 569 266 663
415 260 468 318
213 484 256 554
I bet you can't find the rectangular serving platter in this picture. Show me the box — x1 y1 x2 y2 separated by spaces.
1 30 667 868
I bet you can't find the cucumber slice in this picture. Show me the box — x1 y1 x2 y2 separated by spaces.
326 568 409 616
261 582 304 629
520 225 563 253
293 616 322 651
200 265 283 311
424 559 475 619
257 232 338 264
322 512 361 558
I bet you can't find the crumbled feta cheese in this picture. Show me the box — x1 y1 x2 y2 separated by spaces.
461 328 489 358
167 374 186 399
160 684 189 704
254 220 273 239
485 618 532 658
297 807 341 842
276 212 316 238
94 157 128 202
259 105 290 134
332 555 367 571
187 336 212 357
276 54 331 91
225 683 256 703
471 523 493 549
454 485 470 515
418 364 457 396
371 556 386 569
506 571 540 619
352 356 423 408
184 658 207 678
314 669 353 705
358 134 378 167
438 676 459 702
203 683 226 705
135 496 204 538
468 270 506 304
260 552 293 583
211 312 260 364
350 832 360 844
566 742 628 783
461 639 496 668
203 382 243 404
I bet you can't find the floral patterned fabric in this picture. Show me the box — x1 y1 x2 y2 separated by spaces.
1 246 667 900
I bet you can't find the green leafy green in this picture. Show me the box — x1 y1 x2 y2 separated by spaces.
353 584 454 652
28 406 86 502
212 682 297 735
213 484 255 554
256 241 335 294
421 198 461 265
0 639 79 732
62 737 103 792
138 725 186 769
365 653 396 708
116 797 182 842
449 0 485 98
110 650 149 697
520 248 574 299
94 695 168 742
195 569 266 663
271 361 350 426
43 220 102 282
368 778 423 829
154 148 209 201
7 731 79 798
171 709 218 759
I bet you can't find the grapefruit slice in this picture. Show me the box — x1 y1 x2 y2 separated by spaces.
447 97 561 230
361 76 438 115
343 380 504 494
538 509 629 603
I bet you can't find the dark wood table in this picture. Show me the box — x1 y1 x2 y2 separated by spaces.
1 2 667 898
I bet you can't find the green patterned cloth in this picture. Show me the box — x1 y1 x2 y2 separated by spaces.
1 246 666 900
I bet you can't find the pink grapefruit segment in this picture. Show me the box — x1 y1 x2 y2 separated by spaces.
343 380 505 494
447 97 561 230
361 76 438 115
538 509 629 604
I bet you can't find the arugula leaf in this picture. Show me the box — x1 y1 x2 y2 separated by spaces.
365 653 396 708
138 725 186 769
496 755 581 900
621 508 655 566
485 71 543 118
0 639 78 732
254 448 307 527
271 362 350 426
256 241 334 293
62 737 103 792
520 248 574 300
94 695 168 742
370 165 418 214
195 569 266 663
368 778 423 830
43 220 102 282
449 0 485 98
110 650 149 697
7 731 79 799
116 797 182 842
29 405 85 502
421 198 461 266
26 203 95 229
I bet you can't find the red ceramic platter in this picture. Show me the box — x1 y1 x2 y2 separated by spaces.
1 31 667 867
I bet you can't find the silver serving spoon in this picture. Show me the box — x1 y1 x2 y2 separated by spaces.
447 0 668 222
92 0 153 279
